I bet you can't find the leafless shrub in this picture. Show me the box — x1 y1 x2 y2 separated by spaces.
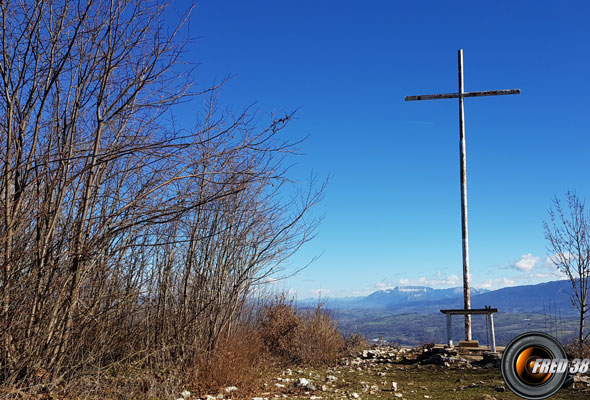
344 332 369 353
565 339 590 360
258 296 346 366
297 305 346 366
258 295 304 363
190 324 265 396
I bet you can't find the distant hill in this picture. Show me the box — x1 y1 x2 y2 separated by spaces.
469 279 574 314
312 279 578 346
302 279 576 316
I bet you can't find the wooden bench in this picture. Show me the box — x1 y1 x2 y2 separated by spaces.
440 307 498 352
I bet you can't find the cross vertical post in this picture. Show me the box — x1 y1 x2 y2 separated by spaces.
488 313 497 353
446 313 453 346
458 49 471 341
405 49 520 342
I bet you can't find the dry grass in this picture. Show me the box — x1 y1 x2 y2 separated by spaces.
189 325 266 396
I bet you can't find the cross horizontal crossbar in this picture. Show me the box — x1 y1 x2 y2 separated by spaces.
440 308 498 315
405 89 520 101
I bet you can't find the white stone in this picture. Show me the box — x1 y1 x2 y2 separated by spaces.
294 377 315 390
224 386 238 393
181 390 191 399
392 382 398 391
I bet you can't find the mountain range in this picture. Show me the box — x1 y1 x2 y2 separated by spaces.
302 279 577 315
301 279 580 345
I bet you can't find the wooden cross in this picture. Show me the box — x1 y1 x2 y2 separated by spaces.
405 49 520 342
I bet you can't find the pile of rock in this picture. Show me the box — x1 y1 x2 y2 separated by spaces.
354 344 482 369
358 347 405 362
573 374 590 389
415 346 472 368
473 351 501 368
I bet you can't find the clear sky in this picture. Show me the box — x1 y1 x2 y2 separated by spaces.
182 1 590 297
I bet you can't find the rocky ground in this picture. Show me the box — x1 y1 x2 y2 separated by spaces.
181 345 590 400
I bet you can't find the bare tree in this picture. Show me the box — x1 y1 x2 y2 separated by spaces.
544 191 590 345
0 0 323 388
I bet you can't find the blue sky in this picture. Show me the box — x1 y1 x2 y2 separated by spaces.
182 1 590 297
